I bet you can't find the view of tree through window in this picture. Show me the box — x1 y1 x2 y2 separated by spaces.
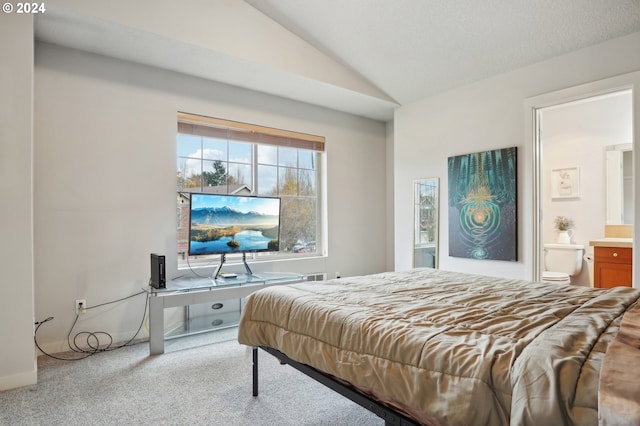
176 116 323 266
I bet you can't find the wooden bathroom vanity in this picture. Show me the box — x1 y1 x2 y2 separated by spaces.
590 238 633 289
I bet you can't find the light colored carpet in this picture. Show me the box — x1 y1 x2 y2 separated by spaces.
0 329 380 425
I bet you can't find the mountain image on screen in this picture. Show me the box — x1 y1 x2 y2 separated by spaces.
190 206 277 226
188 194 281 255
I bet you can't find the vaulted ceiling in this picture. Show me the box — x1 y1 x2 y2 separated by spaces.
35 0 640 121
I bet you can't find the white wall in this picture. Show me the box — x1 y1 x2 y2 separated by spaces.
394 31 640 278
540 92 632 286
32 42 388 353
385 121 395 271
0 14 37 390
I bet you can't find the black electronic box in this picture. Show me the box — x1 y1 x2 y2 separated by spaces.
150 253 166 289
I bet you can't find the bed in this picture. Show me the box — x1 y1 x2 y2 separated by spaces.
237 268 640 425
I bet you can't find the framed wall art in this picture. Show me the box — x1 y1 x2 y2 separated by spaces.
551 167 580 200
448 147 517 261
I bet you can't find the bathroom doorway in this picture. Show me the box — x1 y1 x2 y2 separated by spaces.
526 70 640 288
537 90 632 286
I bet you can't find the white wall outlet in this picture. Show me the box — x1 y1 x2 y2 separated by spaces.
75 299 86 315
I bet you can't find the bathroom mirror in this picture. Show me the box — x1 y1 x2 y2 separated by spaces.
413 178 439 268
606 143 633 224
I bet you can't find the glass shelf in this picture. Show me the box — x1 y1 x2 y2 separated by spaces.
145 271 304 294
165 310 241 339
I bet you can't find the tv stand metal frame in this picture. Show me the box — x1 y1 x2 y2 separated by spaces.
213 253 254 279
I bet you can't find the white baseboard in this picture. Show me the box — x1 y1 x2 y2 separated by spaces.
0 367 37 391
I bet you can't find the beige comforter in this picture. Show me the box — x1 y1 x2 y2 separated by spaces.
238 268 640 425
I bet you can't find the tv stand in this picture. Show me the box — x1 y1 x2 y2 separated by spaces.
146 272 304 354
213 253 254 279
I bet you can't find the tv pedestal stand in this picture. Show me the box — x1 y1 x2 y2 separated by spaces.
213 253 254 279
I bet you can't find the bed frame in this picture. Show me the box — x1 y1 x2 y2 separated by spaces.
252 346 419 426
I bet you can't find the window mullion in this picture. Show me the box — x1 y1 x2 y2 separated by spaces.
199 136 204 192
251 144 258 195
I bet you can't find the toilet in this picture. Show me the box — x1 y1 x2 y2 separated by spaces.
543 243 585 285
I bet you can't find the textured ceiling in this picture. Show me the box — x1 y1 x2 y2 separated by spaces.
245 0 640 104
34 0 640 121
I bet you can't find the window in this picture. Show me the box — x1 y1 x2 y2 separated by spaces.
176 112 325 268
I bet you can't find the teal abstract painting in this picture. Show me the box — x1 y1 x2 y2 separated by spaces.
448 147 517 261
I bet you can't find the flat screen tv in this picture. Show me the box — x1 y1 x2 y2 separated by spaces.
188 193 281 256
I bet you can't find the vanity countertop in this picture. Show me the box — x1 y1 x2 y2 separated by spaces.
589 238 633 248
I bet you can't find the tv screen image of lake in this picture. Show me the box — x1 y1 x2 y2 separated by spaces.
191 230 273 253
189 204 280 254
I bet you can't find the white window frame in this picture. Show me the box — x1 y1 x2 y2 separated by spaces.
176 113 326 270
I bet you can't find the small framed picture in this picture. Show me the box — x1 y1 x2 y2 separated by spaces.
551 167 580 200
